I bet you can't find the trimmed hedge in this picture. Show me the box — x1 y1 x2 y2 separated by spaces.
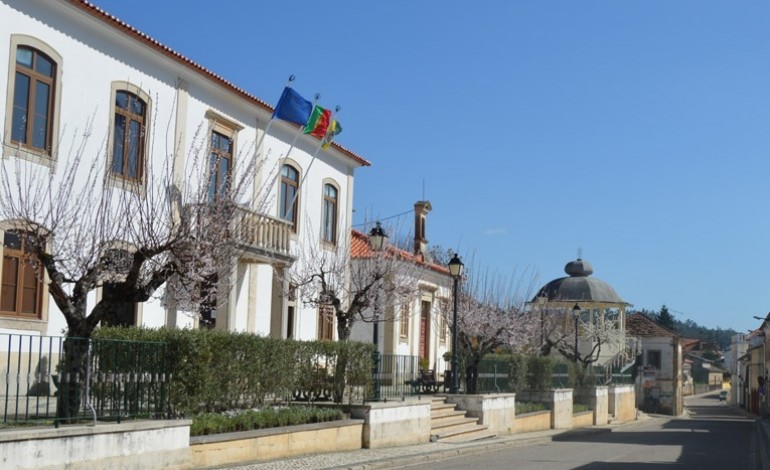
190 406 345 436
93 327 374 416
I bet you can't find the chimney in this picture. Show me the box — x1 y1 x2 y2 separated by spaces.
413 201 432 257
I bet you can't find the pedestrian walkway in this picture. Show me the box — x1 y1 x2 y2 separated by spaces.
209 421 648 470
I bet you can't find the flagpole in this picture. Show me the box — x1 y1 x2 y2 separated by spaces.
285 105 341 219
257 93 321 214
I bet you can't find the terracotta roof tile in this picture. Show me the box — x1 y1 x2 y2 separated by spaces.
351 230 450 276
626 313 680 338
66 1 370 168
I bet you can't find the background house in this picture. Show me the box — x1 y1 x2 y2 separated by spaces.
349 201 453 377
0 0 368 339
626 313 684 416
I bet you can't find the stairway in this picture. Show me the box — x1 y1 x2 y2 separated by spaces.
429 396 497 443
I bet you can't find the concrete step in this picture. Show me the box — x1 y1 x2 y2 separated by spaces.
430 409 468 425
440 428 497 444
431 416 480 430
431 421 493 440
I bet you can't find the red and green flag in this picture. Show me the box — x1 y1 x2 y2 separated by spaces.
303 105 332 137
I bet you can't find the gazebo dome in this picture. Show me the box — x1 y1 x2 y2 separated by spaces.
532 258 626 305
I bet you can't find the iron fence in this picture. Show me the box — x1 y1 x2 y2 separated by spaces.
371 354 423 400
1 333 168 426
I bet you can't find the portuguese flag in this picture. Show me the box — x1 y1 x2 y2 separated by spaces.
303 105 332 137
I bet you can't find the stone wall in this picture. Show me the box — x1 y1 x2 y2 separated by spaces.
189 420 363 468
0 420 191 470
610 384 636 422
444 393 516 435
349 401 431 448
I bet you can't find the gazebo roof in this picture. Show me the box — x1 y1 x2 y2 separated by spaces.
532 258 627 306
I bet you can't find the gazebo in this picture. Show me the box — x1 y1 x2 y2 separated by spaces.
530 256 630 365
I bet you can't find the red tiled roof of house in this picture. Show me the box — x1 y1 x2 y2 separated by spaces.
351 230 450 276
65 1 370 168
626 313 680 338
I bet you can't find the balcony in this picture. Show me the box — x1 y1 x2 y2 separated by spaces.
232 205 295 265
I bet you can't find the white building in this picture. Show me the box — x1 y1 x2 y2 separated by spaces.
349 202 453 375
0 0 369 339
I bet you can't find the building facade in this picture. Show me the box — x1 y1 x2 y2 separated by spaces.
626 313 684 416
0 0 368 339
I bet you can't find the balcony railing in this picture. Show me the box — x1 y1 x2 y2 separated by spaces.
232 205 294 265
185 203 295 266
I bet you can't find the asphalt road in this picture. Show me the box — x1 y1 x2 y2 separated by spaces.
410 392 761 470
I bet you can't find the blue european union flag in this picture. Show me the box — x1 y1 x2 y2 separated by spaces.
272 87 312 126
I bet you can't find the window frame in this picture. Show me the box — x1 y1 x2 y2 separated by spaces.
204 111 241 203
399 302 409 340
647 350 662 370
279 162 300 233
3 35 63 167
105 82 152 192
0 229 44 320
318 303 334 340
321 180 339 245
96 245 142 327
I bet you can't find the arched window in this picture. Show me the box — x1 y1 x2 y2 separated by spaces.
111 90 147 181
322 183 338 244
1 230 43 318
11 46 56 153
279 164 299 232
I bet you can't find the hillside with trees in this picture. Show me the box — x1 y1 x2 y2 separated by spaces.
629 305 738 351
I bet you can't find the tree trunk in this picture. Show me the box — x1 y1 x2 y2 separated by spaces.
56 310 94 424
465 357 480 394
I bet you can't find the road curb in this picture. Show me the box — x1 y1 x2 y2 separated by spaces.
332 428 613 470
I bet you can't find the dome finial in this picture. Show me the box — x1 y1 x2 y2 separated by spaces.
577 247 582 260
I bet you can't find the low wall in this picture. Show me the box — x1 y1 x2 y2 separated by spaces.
190 419 363 468
572 411 593 428
610 384 636 423
520 389 573 430
349 401 431 448
514 410 551 433
0 420 191 470
445 393 516 435
588 386 609 425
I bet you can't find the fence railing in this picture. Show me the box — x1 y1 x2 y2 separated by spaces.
1 334 169 426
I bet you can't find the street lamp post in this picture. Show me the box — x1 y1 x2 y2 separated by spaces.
448 253 464 394
368 222 387 401
572 303 581 364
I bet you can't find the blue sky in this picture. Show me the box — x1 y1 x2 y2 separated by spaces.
90 0 770 334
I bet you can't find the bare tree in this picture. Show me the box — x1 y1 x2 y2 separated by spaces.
437 251 539 394
0 113 263 419
541 307 628 388
285 223 427 342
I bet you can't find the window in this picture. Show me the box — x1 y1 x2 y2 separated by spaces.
99 248 137 327
1 231 43 318
399 302 409 339
111 90 146 181
647 350 662 369
318 304 334 340
279 164 299 232
11 46 55 153
4 36 63 164
322 183 338 244
208 131 233 202
101 283 137 327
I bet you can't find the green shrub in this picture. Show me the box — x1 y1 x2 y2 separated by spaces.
516 401 547 414
573 403 590 414
526 355 553 391
93 327 374 416
189 406 345 436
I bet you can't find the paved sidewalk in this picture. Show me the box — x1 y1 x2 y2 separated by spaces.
208 420 651 470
